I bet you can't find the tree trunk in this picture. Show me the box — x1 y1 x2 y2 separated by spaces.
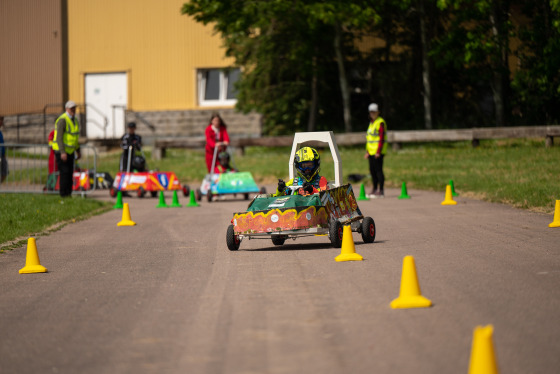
334 24 352 132
307 57 318 132
419 0 433 129
489 2 510 126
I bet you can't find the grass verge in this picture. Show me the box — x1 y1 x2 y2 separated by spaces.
0 194 112 251
95 138 559 213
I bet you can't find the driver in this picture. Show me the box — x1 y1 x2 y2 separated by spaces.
120 122 144 172
274 146 328 196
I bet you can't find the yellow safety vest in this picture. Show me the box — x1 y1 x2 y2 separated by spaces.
52 113 80 154
366 116 388 155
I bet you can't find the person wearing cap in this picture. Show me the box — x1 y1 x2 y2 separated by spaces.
120 122 143 172
364 103 387 198
52 101 81 197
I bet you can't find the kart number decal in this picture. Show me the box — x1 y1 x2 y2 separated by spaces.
271 214 279 223
268 197 290 208
306 213 312 220
129 175 147 184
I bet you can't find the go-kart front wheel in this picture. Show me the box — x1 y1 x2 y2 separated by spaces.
329 220 343 248
226 224 240 251
109 187 117 198
361 217 376 243
137 186 146 198
271 235 286 246
150 190 158 198
195 188 202 201
182 185 190 197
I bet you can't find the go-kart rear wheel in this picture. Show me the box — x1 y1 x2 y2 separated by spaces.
244 193 249 200
207 192 213 202
329 220 343 248
182 185 190 197
109 187 117 198
271 235 286 246
150 191 158 198
137 187 146 198
361 217 376 243
226 224 240 251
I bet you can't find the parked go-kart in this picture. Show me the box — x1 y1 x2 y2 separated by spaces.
199 146 266 202
226 131 376 251
110 146 189 198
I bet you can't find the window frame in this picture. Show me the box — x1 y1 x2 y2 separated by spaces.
197 68 240 107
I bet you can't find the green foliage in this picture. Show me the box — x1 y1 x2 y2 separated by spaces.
182 0 560 132
0 194 111 249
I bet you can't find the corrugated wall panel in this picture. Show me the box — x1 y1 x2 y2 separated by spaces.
0 0 63 116
68 0 233 111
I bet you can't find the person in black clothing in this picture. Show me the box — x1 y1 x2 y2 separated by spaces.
120 122 144 172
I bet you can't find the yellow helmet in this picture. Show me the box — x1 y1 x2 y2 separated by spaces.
294 147 320 182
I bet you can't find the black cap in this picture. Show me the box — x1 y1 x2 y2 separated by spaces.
127 122 137 128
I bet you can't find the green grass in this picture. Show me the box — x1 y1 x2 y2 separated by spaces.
2 137 557 249
0 194 112 251
96 138 559 214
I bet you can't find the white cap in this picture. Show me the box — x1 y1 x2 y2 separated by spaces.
65 100 77 109
368 103 379 112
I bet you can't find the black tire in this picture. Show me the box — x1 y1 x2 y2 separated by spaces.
195 189 202 201
226 224 240 251
137 187 146 198
361 217 376 243
244 193 249 200
182 185 190 197
207 192 213 202
271 235 286 246
150 191 158 198
260 186 267 194
329 220 343 248
109 187 117 198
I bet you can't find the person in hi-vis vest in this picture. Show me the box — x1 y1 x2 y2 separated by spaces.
364 103 387 198
52 101 81 197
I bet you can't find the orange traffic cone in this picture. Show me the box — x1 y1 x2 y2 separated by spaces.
335 225 363 262
390 256 432 308
19 238 48 274
117 203 136 226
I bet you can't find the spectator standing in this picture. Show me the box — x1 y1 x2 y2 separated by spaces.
364 103 387 198
0 116 8 183
52 101 81 197
205 113 230 173
120 122 143 171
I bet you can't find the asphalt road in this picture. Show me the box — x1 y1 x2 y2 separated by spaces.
1 187 559 374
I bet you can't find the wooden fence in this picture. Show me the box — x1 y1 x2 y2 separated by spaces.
152 125 560 159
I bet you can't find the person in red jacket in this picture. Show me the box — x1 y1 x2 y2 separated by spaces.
205 113 230 173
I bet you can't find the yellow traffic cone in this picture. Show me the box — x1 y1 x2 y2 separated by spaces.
19 238 48 274
549 200 560 228
117 203 136 226
335 225 363 262
468 325 499 374
390 255 432 308
441 184 457 205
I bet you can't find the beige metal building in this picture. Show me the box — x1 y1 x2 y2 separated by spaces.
1 0 260 143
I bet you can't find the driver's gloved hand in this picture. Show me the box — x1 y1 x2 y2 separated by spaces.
277 179 286 192
302 182 314 194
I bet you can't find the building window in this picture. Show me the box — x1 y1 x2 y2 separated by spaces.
197 68 240 107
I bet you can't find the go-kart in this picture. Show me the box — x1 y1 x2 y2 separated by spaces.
226 131 376 251
199 147 266 202
109 146 189 198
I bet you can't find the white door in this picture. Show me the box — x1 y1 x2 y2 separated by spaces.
85 73 128 139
